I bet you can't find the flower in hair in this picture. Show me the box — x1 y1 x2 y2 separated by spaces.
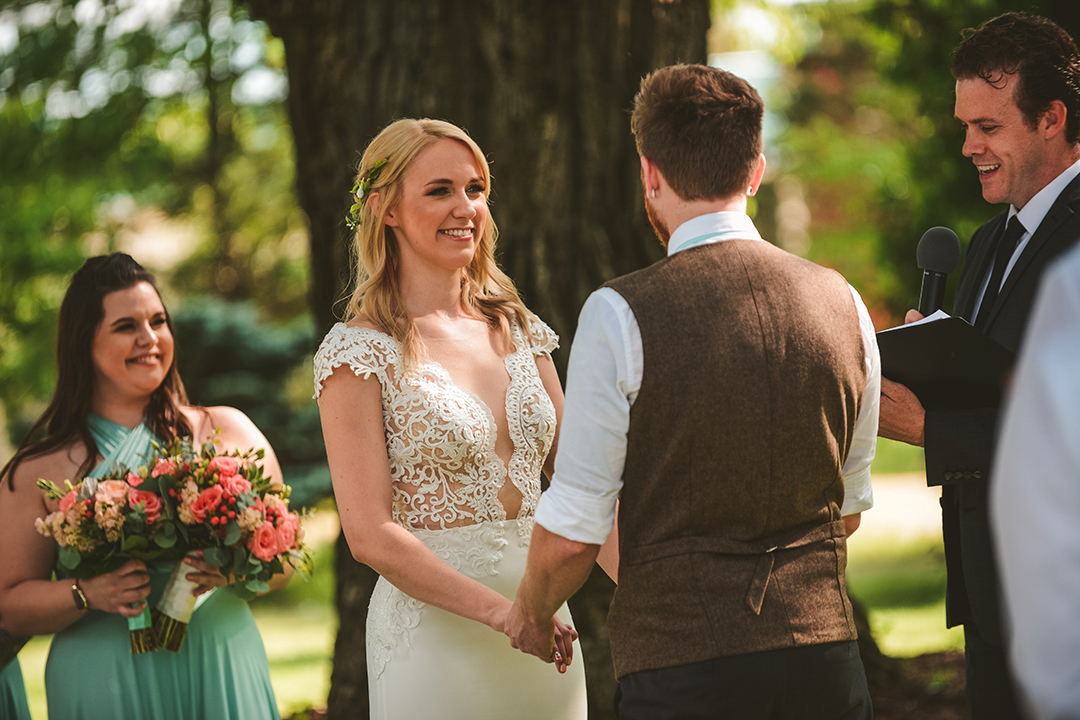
345 158 389 231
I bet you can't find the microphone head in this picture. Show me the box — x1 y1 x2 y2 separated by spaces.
917 226 961 273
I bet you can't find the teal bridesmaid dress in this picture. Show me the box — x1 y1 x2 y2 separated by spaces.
44 415 279 720
0 658 32 720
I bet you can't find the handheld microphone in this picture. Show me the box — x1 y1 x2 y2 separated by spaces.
916 226 961 316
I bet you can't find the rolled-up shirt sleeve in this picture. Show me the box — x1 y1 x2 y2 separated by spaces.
840 284 879 516
534 288 640 545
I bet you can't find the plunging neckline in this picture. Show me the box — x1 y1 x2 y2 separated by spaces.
342 323 529 507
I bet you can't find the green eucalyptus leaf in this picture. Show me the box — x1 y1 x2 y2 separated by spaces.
233 546 247 577
204 546 228 567
224 521 241 546
58 546 81 570
245 579 269 594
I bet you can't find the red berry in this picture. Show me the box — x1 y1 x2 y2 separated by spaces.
228 511 235 519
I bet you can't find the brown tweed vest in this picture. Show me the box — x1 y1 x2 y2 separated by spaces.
603 238 868 679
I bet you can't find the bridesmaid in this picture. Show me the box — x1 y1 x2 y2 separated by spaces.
0 253 286 719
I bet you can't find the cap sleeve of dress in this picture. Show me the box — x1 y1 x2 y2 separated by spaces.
312 323 401 399
524 315 559 357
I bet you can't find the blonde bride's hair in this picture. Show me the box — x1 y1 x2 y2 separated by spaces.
345 118 537 364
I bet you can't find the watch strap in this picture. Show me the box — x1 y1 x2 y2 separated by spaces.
71 580 89 611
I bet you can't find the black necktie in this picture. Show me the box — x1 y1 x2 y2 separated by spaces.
975 216 1025 331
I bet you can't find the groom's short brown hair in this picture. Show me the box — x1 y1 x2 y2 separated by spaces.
632 64 764 202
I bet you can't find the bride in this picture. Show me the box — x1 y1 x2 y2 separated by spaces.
314 118 587 719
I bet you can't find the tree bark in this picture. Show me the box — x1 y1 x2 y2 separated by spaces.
244 1 709 717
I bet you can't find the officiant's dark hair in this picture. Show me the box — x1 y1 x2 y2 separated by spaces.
952 12 1080 144
632 63 764 201
1 253 192 489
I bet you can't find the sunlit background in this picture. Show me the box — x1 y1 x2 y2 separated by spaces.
2 0 1074 716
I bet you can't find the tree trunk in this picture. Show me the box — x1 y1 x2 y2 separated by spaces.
244 1 708 717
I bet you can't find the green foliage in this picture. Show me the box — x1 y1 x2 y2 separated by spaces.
870 437 925 475
0 0 307 443
777 0 1073 322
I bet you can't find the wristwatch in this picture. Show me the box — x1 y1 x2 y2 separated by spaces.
71 580 89 612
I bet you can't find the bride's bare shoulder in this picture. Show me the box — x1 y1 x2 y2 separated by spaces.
342 317 386 334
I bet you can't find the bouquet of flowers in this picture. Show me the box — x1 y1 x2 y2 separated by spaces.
147 436 313 652
36 468 178 653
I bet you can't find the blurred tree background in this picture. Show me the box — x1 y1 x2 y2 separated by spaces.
3 0 1079 717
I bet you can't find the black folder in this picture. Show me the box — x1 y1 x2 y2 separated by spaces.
876 316 1016 410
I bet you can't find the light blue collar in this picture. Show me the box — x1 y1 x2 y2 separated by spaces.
87 414 158 478
666 212 763 257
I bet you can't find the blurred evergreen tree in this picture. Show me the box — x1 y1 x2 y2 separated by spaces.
171 298 329 508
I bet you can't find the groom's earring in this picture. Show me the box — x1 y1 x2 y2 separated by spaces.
650 188 656 198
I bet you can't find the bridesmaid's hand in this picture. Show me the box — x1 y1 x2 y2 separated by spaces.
184 551 231 597
552 617 577 674
80 559 151 616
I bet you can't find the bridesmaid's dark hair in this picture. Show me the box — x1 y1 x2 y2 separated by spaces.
1 253 192 489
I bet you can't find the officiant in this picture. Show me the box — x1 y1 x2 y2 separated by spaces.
877 13 1080 720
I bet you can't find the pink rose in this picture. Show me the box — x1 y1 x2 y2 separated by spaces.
129 489 162 524
151 459 177 478
208 456 240 478
249 521 279 562
125 472 144 488
95 480 129 504
190 485 224 523
219 474 252 497
59 490 77 513
275 513 300 553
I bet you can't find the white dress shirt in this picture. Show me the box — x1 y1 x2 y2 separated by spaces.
991 243 1080 720
972 158 1080 319
536 212 881 545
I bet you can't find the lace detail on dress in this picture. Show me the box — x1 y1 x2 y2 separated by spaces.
504 322 558 544
524 315 559 357
315 319 558 671
367 577 425 679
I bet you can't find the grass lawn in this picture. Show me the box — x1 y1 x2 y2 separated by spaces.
847 534 965 657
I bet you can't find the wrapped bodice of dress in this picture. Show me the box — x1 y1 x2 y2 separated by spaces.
314 318 559 571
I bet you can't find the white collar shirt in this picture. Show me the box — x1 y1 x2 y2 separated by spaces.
973 158 1080 318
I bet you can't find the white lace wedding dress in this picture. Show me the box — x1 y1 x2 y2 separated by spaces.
314 318 588 720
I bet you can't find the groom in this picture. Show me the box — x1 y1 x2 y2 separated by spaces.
506 63 879 719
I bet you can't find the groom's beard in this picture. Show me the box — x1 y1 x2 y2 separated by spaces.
644 196 671 247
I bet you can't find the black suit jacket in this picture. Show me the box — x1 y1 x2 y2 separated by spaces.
925 172 1080 644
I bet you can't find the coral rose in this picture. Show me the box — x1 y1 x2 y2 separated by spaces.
219 474 252 497
125 472 144 487
58 490 77 514
275 513 300 553
208 456 240 478
129 489 162 524
95 480 129 505
249 521 279 562
151 459 177 478
190 485 224 523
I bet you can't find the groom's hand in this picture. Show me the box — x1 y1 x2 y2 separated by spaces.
505 598 556 665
